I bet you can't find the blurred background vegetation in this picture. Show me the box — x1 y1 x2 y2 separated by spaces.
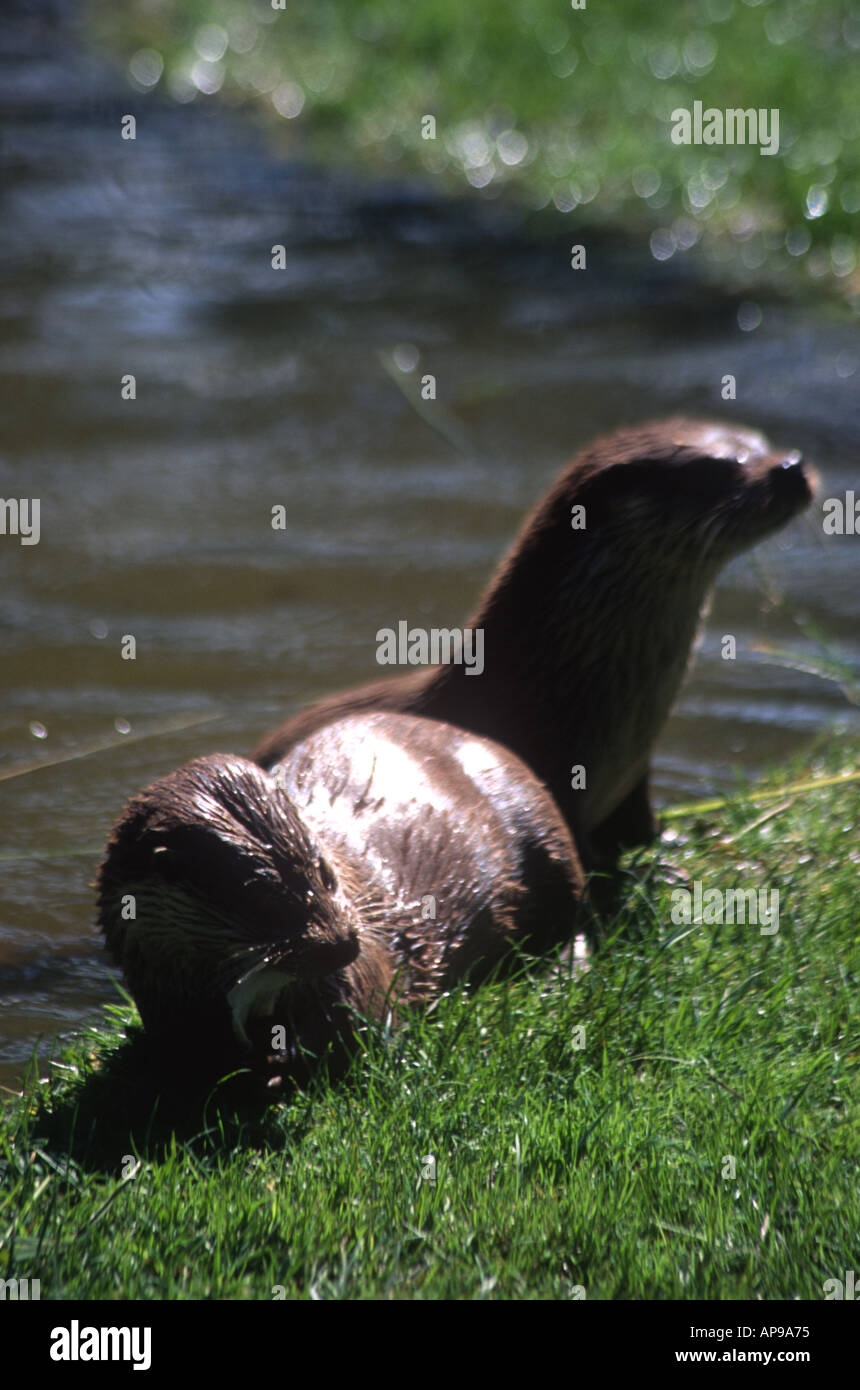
88 0 860 297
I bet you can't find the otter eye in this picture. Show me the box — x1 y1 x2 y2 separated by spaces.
318 857 337 893
150 843 184 883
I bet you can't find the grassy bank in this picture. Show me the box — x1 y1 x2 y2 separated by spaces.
87 0 860 297
1 739 857 1300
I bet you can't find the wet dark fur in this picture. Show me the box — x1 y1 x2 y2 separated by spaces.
97 418 814 1088
254 418 815 871
98 715 583 1083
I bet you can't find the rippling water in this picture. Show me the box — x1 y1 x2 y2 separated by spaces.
0 1 857 1086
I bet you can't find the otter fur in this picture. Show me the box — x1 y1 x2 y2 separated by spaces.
253 418 815 872
97 418 814 1085
97 714 583 1082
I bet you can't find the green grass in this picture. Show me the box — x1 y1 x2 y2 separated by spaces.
87 0 860 297
1 739 857 1299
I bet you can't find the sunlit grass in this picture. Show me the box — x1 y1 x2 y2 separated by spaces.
2 738 856 1298
87 0 860 296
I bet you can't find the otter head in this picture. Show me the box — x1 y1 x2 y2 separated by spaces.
486 417 816 670
564 419 816 579
96 754 360 1055
486 416 816 637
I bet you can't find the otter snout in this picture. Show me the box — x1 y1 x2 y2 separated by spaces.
766 448 817 515
290 925 360 978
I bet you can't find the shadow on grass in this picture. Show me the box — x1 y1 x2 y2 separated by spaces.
25 1024 323 1174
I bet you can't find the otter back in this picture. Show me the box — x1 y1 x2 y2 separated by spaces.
272 712 585 995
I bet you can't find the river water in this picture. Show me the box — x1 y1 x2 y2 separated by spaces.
0 1 857 1087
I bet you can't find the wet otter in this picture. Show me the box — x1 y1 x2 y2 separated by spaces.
97 713 583 1082
254 419 815 872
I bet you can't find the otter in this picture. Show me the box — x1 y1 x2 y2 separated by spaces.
97 713 583 1083
253 419 815 873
